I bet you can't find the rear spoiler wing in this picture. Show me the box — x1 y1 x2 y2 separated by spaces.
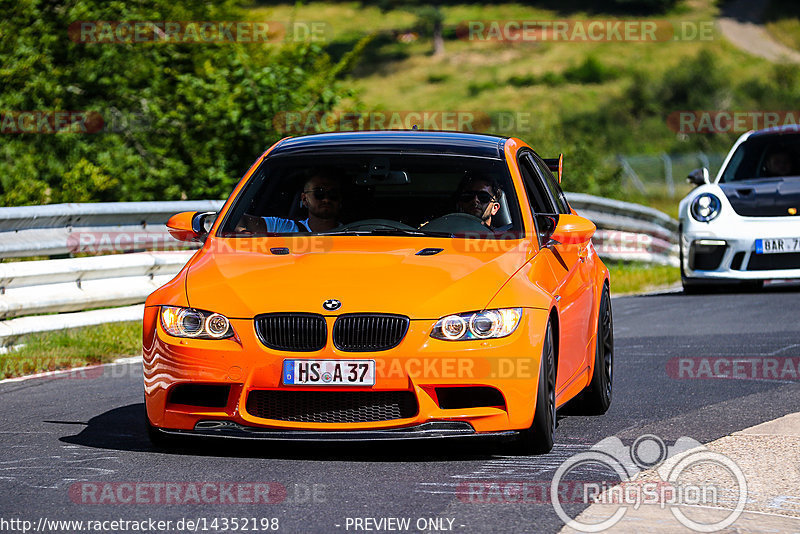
543 154 563 183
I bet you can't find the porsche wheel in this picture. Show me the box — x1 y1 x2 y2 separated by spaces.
514 321 556 455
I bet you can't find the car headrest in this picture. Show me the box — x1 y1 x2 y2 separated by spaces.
287 190 307 220
493 190 511 228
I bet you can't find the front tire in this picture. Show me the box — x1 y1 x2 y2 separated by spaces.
514 321 556 455
144 402 180 448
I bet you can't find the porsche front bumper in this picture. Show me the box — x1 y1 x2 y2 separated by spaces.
681 213 800 281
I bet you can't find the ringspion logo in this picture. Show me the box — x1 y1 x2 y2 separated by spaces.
551 435 747 532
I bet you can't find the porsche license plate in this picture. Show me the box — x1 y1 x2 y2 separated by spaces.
755 238 800 254
282 360 375 386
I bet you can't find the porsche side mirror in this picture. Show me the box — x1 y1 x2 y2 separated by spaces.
687 167 710 186
167 211 216 242
549 214 596 246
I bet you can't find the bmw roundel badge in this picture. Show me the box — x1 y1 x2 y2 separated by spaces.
323 299 342 311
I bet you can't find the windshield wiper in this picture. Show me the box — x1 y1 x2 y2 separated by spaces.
367 229 455 238
318 229 455 237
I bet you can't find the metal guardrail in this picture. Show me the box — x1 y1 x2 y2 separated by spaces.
0 196 678 347
0 200 224 258
566 193 679 267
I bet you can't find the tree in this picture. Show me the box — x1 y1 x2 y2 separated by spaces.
377 0 445 56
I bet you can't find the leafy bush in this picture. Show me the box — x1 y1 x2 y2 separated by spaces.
0 0 355 206
563 56 618 84
467 80 500 96
540 72 567 86
427 73 451 84
507 74 538 87
607 0 679 13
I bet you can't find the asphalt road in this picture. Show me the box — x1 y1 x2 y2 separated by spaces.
1 286 799 533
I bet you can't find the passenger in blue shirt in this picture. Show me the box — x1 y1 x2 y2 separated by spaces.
263 170 343 233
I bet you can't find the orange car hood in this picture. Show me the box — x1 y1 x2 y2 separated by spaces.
185 236 530 319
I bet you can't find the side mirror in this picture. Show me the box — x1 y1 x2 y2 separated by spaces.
687 168 710 186
549 214 596 246
166 211 216 242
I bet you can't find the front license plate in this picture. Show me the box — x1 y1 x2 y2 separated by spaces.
282 360 375 386
755 238 800 254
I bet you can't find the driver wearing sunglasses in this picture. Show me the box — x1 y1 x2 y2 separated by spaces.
261 170 343 233
456 174 503 229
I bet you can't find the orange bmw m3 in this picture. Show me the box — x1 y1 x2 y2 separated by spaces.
143 131 612 454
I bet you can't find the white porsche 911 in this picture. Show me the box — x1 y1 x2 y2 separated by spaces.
679 125 800 292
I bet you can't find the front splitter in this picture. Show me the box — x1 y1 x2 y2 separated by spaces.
158 420 517 442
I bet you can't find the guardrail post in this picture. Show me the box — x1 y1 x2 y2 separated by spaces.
661 153 674 197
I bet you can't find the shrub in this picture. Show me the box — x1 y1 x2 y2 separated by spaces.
563 56 618 84
0 0 356 205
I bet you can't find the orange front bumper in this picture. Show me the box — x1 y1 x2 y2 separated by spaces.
143 306 549 435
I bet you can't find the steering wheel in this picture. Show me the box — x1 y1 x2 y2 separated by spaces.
335 219 417 232
420 212 493 235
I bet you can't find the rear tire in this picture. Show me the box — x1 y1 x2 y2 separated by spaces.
572 285 613 415
513 321 556 455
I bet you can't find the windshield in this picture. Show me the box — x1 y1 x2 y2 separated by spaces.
218 153 523 238
720 133 800 183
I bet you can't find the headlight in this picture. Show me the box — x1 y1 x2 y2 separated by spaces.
431 308 522 341
160 306 234 339
690 193 722 222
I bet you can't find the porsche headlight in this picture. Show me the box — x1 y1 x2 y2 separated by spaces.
690 193 722 222
160 306 233 339
431 308 522 341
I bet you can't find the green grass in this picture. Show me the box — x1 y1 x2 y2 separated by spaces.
249 0 767 144
765 0 800 51
0 321 141 379
607 261 680 295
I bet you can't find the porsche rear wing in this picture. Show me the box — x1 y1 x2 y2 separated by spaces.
543 154 563 183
